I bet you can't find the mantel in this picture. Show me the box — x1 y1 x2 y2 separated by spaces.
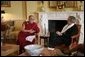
39 11 84 20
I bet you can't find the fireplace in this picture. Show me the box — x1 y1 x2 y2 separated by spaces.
48 20 67 32
39 12 84 46
39 11 84 36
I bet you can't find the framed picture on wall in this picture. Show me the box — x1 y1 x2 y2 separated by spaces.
64 1 77 8
1 1 11 7
49 1 57 8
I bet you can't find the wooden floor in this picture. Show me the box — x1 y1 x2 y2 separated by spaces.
2 39 72 56
3 39 17 44
4 38 46 45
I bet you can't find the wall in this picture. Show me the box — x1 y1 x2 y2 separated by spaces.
26 1 39 22
26 1 84 23
1 1 26 31
1 1 84 21
1 1 24 21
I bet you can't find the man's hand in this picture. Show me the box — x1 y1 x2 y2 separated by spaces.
28 29 35 33
56 31 62 36
71 36 76 39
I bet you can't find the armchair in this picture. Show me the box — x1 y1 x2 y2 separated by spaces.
69 24 81 49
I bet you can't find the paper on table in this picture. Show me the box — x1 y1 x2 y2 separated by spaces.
26 35 35 42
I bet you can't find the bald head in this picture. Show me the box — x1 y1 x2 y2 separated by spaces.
67 16 76 25
28 15 35 23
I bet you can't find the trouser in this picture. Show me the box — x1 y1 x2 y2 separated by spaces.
48 32 71 48
48 32 62 48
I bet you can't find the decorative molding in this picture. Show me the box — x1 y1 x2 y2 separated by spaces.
49 1 57 8
1 1 11 7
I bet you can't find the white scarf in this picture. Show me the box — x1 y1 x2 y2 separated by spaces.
61 23 75 33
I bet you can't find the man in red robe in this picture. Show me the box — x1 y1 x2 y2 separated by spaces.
17 15 40 54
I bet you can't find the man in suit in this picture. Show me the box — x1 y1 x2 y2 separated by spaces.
48 16 78 50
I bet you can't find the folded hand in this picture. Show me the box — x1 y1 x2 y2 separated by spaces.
28 29 35 33
56 31 62 36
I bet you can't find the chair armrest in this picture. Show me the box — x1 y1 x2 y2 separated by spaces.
71 33 80 43
71 34 80 39
35 33 40 44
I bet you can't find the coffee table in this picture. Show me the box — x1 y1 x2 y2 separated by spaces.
19 48 65 56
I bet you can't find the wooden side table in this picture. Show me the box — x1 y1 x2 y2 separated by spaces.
40 36 49 47
1 44 19 56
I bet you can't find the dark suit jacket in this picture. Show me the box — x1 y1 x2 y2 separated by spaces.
62 24 78 46
49 24 78 47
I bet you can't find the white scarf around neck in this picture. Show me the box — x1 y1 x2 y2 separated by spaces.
61 23 75 33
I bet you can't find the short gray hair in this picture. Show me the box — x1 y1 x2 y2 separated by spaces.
68 16 76 23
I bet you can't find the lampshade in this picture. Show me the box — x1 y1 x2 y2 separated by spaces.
1 10 5 14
